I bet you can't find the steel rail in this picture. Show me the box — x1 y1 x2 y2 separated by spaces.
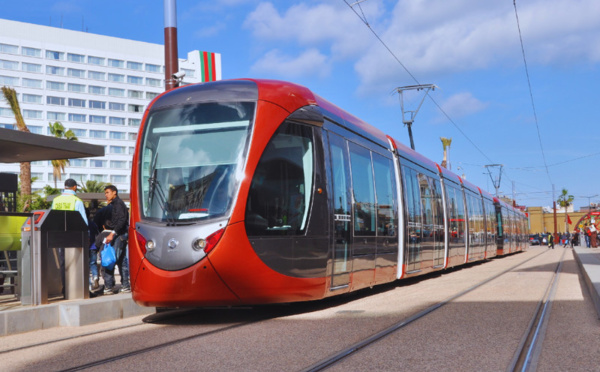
507 248 567 372
302 249 548 372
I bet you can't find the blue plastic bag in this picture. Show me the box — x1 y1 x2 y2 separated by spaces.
101 243 117 270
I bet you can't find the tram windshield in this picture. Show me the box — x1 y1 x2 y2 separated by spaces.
140 102 255 223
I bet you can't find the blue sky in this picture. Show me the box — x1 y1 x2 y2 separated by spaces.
4 0 600 210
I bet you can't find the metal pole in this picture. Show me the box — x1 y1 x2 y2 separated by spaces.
164 0 179 91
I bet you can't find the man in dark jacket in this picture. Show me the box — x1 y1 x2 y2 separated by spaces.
102 185 130 294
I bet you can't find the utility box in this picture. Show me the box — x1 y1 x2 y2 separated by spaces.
19 210 89 305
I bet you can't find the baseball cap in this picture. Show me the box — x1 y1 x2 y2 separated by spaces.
64 178 78 188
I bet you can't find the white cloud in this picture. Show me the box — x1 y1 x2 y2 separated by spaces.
250 48 331 79
438 92 488 120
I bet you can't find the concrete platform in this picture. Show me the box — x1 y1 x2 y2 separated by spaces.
573 246 600 319
0 292 154 336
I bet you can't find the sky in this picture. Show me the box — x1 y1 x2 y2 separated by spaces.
3 0 600 210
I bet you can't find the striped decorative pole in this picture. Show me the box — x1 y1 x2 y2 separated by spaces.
164 0 179 91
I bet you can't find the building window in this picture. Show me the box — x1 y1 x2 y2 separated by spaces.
126 61 143 70
145 63 161 73
109 102 125 111
182 68 195 78
46 65 65 75
88 86 105 95
90 174 107 182
22 94 42 104
110 160 127 168
68 113 86 122
108 59 124 68
47 81 65 91
128 146 135 155
109 117 125 125
0 59 19 70
108 88 125 97
110 145 126 154
67 68 86 78
146 78 161 87
22 62 42 73
128 90 143 99
29 126 43 134
88 56 105 66
128 132 137 141
22 78 42 88
71 128 87 137
68 83 86 93
23 110 42 119
90 160 107 168
0 43 19 54
47 112 66 121
67 53 85 63
0 108 12 117
108 73 124 83
89 130 106 139
128 104 143 113
21 47 41 57
0 75 19 86
127 75 143 85
88 71 105 80
89 100 106 110
89 115 106 124
111 175 127 183
146 92 159 100
109 131 126 140
70 173 87 182
47 96 65 105
128 118 141 127
45 50 64 60
70 159 87 167
68 98 86 108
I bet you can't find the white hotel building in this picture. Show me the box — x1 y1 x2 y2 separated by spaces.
0 19 221 193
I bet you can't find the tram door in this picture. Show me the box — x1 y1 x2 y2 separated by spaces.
327 132 352 289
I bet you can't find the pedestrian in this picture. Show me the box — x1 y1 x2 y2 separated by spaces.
547 232 554 249
51 178 88 296
585 225 591 248
86 208 100 292
591 224 598 248
101 185 130 295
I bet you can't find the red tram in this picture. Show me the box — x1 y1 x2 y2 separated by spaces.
128 79 528 308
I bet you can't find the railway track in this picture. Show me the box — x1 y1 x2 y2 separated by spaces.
302 249 557 372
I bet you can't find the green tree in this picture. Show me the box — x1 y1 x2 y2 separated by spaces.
557 188 574 210
1 86 31 210
557 188 574 232
80 180 107 193
47 121 78 188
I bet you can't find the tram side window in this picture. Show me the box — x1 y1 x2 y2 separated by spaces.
402 166 422 247
446 185 466 245
349 143 376 236
372 153 396 237
245 122 314 236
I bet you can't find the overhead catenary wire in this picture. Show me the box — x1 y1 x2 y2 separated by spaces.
342 0 498 168
513 0 553 186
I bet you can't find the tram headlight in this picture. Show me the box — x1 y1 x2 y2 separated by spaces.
145 239 156 252
192 238 206 251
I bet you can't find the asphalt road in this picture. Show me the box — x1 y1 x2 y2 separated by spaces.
1 246 598 371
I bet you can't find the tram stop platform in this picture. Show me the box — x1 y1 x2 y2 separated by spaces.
0 281 154 337
1 247 600 337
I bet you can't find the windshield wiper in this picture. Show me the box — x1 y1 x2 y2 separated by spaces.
148 169 177 226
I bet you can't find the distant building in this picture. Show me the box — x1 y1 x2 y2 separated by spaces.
0 19 221 193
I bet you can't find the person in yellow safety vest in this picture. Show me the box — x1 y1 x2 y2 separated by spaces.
51 178 88 297
51 178 88 225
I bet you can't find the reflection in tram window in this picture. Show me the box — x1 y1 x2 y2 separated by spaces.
349 143 376 236
245 122 314 236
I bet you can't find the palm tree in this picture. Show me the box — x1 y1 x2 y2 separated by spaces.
47 121 78 188
80 180 108 193
1 86 31 207
557 188 574 232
